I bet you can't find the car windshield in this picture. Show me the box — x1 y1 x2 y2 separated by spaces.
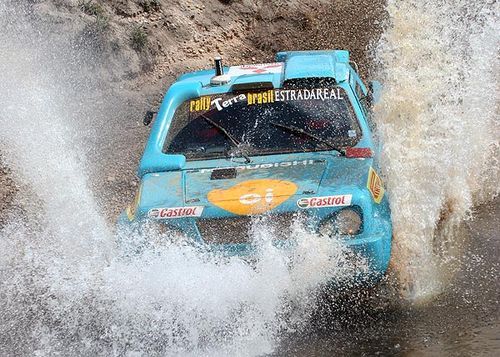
164 86 361 160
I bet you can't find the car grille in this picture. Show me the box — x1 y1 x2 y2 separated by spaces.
197 212 297 244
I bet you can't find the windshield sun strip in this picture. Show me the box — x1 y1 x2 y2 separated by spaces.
164 86 361 159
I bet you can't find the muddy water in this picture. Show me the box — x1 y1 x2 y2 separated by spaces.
278 197 500 356
374 0 499 302
0 0 499 356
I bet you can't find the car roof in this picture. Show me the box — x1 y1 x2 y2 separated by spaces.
175 50 351 92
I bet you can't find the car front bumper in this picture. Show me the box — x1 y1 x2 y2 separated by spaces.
117 210 392 286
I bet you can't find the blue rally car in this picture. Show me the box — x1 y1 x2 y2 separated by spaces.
120 50 392 281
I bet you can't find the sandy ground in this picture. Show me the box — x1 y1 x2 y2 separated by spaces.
0 164 15 217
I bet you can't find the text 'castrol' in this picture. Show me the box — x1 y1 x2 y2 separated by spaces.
297 194 352 209
148 206 204 219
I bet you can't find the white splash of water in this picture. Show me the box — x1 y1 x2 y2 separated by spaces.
374 0 499 301
0 5 361 355
1 215 358 354
0 4 113 272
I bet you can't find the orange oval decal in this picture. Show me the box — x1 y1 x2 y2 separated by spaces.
207 179 298 215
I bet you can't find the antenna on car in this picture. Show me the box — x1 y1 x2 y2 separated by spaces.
210 56 231 86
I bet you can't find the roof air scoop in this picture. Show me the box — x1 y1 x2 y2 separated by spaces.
210 56 231 86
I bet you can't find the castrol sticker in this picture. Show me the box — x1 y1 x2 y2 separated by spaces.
367 167 384 204
207 179 297 215
297 194 352 209
148 206 204 219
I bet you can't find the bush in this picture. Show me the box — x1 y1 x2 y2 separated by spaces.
130 26 148 51
94 14 109 32
139 0 161 12
79 1 109 32
79 1 104 16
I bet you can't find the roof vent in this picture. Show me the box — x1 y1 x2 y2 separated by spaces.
210 56 231 86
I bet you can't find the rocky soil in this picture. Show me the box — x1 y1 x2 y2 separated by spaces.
0 163 15 218
0 0 386 221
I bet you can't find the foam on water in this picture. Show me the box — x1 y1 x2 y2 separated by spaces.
374 0 499 301
0 0 498 355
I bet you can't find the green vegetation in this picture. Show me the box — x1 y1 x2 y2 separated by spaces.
79 1 109 32
94 13 109 32
79 1 104 16
130 26 148 51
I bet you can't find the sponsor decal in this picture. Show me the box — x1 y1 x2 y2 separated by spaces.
272 87 344 103
199 159 318 174
367 167 384 204
207 179 297 215
191 88 346 113
247 89 275 105
189 96 211 112
297 194 352 209
211 93 246 111
227 62 284 76
148 206 204 219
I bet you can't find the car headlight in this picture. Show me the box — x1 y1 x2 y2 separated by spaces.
318 207 363 237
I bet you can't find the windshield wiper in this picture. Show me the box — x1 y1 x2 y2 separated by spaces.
200 114 251 163
270 121 345 155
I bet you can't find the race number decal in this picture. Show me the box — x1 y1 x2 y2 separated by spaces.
207 179 297 215
367 167 384 204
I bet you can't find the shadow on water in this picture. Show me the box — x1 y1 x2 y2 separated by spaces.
276 197 500 356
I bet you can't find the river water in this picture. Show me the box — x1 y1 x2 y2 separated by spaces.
278 198 500 356
0 0 498 356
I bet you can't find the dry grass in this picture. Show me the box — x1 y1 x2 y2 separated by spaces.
130 26 148 51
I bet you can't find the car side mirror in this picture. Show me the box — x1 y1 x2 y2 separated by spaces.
143 111 157 126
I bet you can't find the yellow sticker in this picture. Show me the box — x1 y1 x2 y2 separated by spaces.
247 89 275 105
126 187 141 221
207 179 298 215
189 96 211 112
367 167 384 204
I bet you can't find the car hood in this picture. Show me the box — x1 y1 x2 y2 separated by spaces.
184 159 326 215
137 155 374 217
